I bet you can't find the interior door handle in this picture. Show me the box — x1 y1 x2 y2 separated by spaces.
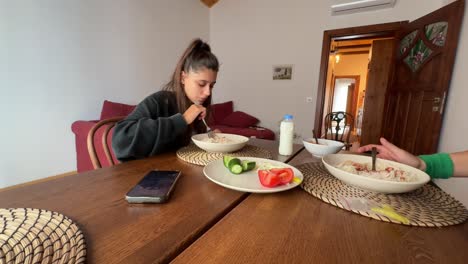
439 92 447 115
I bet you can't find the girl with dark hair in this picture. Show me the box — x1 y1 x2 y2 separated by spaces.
112 39 219 161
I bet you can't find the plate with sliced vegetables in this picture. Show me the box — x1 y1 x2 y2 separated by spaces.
203 157 303 193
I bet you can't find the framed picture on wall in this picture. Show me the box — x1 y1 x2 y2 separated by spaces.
272 65 293 80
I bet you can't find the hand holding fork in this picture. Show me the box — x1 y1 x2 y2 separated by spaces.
184 103 216 139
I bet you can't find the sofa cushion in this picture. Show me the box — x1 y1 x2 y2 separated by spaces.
210 101 233 125
220 111 259 128
100 100 136 120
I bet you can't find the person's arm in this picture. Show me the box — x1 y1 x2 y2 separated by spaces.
357 137 424 169
112 93 188 161
357 137 468 178
450 151 468 177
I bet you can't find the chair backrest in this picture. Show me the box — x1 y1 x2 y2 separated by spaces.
86 116 124 169
323 111 354 147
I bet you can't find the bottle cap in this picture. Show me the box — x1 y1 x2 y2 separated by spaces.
284 114 293 120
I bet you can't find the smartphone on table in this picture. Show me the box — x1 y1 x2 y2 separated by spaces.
125 170 181 203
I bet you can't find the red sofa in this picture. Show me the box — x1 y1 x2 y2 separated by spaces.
208 101 275 141
71 100 274 172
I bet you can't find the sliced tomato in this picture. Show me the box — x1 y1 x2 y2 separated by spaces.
258 169 281 188
269 168 294 184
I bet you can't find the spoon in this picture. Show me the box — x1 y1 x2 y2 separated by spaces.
371 147 377 171
312 129 319 144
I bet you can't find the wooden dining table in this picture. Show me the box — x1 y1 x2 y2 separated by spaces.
0 139 303 263
172 149 468 264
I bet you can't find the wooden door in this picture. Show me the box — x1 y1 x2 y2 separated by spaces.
383 0 465 155
346 83 356 116
360 39 395 146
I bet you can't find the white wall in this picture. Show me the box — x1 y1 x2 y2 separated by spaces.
0 0 209 188
210 0 468 205
435 0 468 206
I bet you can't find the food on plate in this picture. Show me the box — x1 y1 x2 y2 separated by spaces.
337 160 417 182
241 160 256 172
202 135 234 143
222 156 299 187
258 168 294 187
223 156 256 174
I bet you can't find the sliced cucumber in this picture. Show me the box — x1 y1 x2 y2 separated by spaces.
227 158 241 170
230 164 243 174
224 156 256 174
223 155 235 168
241 160 256 172
227 158 242 174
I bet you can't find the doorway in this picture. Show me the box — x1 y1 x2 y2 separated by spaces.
315 21 406 143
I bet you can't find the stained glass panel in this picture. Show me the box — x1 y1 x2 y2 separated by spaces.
399 30 418 55
425 22 448 46
403 40 433 72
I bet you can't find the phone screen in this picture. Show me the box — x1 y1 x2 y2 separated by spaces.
126 170 181 203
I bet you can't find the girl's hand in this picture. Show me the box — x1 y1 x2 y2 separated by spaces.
357 137 426 170
183 104 206 124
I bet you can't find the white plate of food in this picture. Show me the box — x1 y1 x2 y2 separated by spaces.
192 133 249 153
203 157 303 193
322 154 430 193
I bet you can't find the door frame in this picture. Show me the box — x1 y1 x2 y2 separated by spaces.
314 21 408 137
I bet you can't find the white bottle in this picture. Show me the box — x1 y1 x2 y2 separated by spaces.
279 114 294 156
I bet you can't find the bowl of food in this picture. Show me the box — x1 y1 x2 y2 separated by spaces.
322 154 430 193
191 133 249 153
303 138 344 157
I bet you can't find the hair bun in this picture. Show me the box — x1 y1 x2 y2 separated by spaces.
193 39 211 52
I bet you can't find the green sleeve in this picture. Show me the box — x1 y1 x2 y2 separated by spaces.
419 153 453 179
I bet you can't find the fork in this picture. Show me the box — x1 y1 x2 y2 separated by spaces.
195 102 216 139
371 147 377 171
201 118 216 139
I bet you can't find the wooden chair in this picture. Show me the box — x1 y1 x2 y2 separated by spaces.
86 116 124 169
323 111 354 150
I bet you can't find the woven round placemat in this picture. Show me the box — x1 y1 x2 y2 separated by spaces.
0 208 86 264
297 162 468 227
177 144 273 166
